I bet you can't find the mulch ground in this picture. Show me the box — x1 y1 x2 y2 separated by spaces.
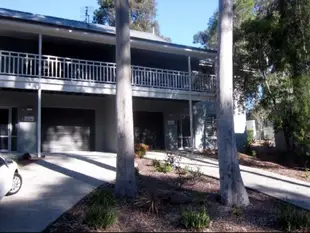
199 150 310 182
43 158 304 233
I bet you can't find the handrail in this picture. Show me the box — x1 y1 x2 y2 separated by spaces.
0 49 215 92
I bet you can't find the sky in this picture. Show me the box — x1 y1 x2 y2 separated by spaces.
0 0 218 47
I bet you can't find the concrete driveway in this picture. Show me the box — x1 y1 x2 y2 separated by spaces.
0 152 117 232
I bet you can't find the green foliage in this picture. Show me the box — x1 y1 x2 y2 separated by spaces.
180 207 211 230
196 0 310 156
232 206 243 217
152 159 160 167
85 205 116 229
89 189 116 207
251 150 256 157
189 166 203 182
85 189 117 229
93 0 170 41
155 162 173 173
278 204 310 232
246 129 254 146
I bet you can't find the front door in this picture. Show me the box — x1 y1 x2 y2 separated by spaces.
0 109 10 152
177 116 191 149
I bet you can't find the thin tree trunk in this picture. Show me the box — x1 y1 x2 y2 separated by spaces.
217 0 250 207
114 0 137 198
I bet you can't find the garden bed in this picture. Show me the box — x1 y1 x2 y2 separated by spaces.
44 158 310 232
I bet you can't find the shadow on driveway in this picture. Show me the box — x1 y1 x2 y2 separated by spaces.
0 152 117 232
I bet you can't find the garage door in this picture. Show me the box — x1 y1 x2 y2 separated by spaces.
41 108 95 152
134 111 164 150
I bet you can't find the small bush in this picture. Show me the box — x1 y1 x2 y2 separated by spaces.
155 162 173 173
135 143 149 158
278 204 310 232
89 189 116 207
85 189 117 229
152 159 161 167
189 167 203 182
176 166 189 175
246 129 254 146
251 150 256 157
85 205 116 229
232 206 242 217
181 207 211 230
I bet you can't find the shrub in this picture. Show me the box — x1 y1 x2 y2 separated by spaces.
85 189 117 229
152 159 161 167
251 150 257 157
181 207 211 230
155 162 173 173
89 189 116 207
135 143 149 158
246 129 254 146
189 166 203 182
232 206 242 217
278 204 310 232
85 205 116 229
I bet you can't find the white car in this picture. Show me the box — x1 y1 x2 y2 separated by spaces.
0 156 22 200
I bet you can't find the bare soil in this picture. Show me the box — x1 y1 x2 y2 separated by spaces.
42 158 305 232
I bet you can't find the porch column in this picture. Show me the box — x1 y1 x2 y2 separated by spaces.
37 34 42 157
188 56 194 154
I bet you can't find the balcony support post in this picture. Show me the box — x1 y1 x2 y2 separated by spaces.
188 56 194 154
37 34 42 157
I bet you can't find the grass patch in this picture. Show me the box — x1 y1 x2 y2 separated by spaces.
180 207 211 230
278 204 310 232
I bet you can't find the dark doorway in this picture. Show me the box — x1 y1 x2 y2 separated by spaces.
134 111 164 150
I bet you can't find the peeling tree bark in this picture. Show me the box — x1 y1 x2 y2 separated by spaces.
217 0 250 207
114 0 137 198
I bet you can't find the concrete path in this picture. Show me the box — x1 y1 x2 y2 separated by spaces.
145 151 310 211
0 152 117 232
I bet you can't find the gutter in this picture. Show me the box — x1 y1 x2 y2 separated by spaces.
0 15 216 59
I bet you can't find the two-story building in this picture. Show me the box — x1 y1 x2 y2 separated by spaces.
0 8 242 155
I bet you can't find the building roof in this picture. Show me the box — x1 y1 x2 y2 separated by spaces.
0 8 216 59
0 7 167 43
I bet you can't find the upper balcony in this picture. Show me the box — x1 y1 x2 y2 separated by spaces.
0 50 216 101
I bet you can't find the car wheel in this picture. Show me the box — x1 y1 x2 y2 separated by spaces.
7 173 22 196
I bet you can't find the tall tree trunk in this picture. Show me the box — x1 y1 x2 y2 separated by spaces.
114 0 137 198
217 0 250 207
